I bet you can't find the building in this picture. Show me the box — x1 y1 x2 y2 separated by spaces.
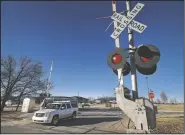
95 100 101 104
72 96 89 103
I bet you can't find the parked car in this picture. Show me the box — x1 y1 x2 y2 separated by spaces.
32 101 78 126
82 103 90 108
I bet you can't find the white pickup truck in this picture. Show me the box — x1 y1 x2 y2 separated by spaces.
32 101 78 125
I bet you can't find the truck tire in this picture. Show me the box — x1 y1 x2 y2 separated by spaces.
51 115 59 126
71 112 76 119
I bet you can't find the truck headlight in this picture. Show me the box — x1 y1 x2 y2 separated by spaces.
45 112 50 117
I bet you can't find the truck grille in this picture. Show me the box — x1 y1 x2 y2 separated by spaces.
36 113 45 117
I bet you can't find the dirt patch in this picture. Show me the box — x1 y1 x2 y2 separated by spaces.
1 111 33 121
1 111 23 120
2 117 23 121
1 110 22 115
1 111 22 117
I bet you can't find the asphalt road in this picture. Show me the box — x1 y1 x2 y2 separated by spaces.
1 111 123 134
1 125 60 134
1 109 184 134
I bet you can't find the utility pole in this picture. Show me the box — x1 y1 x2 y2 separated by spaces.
146 77 154 102
146 77 150 99
126 0 138 100
77 92 79 103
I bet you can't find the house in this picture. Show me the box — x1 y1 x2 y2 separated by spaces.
95 100 101 104
72 96 89 103
94 86 131 104
109 100 117 104
43 96 89 104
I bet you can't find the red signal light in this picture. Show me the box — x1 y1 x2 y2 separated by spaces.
112 54 122 64
107 48 126 70
141 57 150 63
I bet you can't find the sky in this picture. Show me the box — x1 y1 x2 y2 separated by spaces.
1 1 184 101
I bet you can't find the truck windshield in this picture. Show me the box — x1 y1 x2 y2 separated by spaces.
45 104 61 109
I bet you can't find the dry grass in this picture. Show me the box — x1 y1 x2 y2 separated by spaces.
151 115 184 133
91 103 184 133
156 104 184 111
91 103 184 111
90 104 118 108
90 104 107 108
107 115 184 134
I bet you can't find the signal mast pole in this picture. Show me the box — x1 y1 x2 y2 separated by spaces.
112 0 124 86
126 0 138 100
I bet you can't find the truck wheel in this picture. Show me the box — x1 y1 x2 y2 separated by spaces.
71 112 76 119
51 115 59 126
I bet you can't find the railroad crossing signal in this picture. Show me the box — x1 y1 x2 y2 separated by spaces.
107 48 127 70
111 3 146 39
107 45 160 76
113 62 131 76
104 1 158 132
134 44 160 75
136 65 157 75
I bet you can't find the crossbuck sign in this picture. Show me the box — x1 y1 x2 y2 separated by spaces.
111 3 147 39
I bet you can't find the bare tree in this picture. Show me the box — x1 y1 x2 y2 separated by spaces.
88 97 93 101
160 90 168 104
14 80 46 111
1 56 45 112
87 97 94 103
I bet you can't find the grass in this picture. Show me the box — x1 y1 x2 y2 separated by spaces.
90 104 118 108
90 103 184 111
90 103 184 133
106 114 184 134
156 104 184 111
151 115 184 133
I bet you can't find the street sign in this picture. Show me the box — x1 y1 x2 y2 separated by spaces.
149 92 154 99
128 20 147 33
111 12 147 34
111 12 128 25
111 3 145 39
